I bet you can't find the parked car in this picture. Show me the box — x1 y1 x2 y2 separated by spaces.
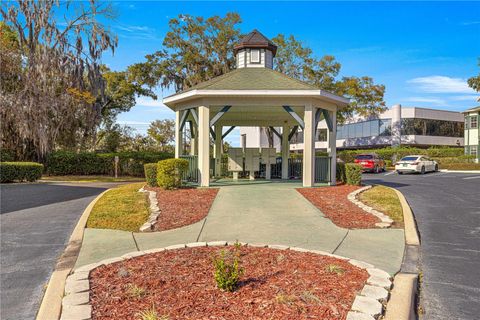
354 154 386 173
395 155 438 174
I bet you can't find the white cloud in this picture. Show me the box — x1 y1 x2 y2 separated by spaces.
407 76 475 94
114 24 159 41
461 21 480 26
135 97 168 108
450 95 480 101
403 97 447 106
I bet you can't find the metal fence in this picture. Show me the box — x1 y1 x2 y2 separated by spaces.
179 155 331 183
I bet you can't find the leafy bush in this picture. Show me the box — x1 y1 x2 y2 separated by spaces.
144 163 158 187
0 150 14 162
345 163 362 185
336 162 346 184
45 151 173 176
433 155 476 164
384 159 393 168
212 247 244 292
0 162 44 183
156 158 189 190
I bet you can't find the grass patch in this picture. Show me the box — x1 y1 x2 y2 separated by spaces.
359 185 403 222
41 175 143 183
87 183 149 231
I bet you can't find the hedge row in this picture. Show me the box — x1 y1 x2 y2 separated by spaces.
337 146 464 163
0 162 44 183
345 163 362 186
45 151 173 176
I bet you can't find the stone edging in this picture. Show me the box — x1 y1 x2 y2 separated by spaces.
61 242 393 320
347 185 394 228
138 186 160 232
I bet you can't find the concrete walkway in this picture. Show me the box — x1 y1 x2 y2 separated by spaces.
76 181 405 274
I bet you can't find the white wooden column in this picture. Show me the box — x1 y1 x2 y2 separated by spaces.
281 125 290 179
214 125 222 177
198 106 210 187
175 110 183 158
302 104 315 187
328 110 337 185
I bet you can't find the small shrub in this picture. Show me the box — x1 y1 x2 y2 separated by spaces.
326 264 345 275
0 162 44 183
345 163 362 185
135 304 169 320
299 291 321 304
212 247 244 292
126 284 146 299
144 163 158 187
336 162 346 184
156 158 189 190
384 159 393 168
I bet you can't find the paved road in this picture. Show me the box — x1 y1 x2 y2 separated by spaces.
363 171 480 320
0 182 116 320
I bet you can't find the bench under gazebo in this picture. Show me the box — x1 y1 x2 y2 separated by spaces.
163 30 349 187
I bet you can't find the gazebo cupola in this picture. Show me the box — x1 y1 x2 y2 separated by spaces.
234 29 277 69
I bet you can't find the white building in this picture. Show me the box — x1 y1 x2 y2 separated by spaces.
240 104 464 151
463 106 479 162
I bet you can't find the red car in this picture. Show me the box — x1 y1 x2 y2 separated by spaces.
354 154 386 173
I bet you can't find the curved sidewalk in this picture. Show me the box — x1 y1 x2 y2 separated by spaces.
76 181 405 274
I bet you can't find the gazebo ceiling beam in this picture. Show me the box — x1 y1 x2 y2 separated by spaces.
179 109 190 130
209 127 216 140
268 126 282 141
283 106 305 129
222 126 236 139
322 109 333 132
288 125 299 141
209 106 231 127
189 108 198 125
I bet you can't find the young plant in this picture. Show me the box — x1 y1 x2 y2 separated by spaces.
212 246 244 292
126 283 146 299
135 304 169 320
326 264 346 275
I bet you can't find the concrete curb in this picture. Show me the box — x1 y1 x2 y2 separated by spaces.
439 169 480 173
391 188 420 246
61 242 393 320
347 185 394 228
384 273 418 320
36 189 111 320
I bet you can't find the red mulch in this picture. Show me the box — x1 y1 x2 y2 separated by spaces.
89 246 368 320
297 185 380 229
145 187 218 231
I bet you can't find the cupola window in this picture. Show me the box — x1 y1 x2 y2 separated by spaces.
250 49 260 63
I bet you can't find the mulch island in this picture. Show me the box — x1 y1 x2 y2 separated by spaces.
297 185 380 229
89 246 368 319
145 187 218 231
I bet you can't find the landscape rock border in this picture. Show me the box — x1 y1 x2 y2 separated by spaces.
61 242 393 320
138 186 160 232
347 185 394 228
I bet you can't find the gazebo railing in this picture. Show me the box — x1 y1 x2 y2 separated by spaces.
180 155 330 183
179 155 199 182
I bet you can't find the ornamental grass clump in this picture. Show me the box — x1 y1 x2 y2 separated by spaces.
156 158 189 190
212 246 244 292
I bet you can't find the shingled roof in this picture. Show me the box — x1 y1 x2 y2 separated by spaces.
166 68 317 98
234 29 277 56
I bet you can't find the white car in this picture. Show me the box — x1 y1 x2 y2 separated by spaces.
395 155 438 174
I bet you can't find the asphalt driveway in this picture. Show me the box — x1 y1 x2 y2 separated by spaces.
0 182 116 320
363 171 480 320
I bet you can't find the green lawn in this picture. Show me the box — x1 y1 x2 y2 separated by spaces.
359 185 403 222
86 182 149 231
41 175 144 183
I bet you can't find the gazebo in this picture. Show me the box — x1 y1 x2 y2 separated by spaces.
163 30 349 187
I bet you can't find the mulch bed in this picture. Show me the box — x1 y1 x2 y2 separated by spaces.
297 185 380 229
145 187 218 231
89 246 368 320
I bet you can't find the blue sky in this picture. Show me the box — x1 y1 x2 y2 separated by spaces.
99 1 480 145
